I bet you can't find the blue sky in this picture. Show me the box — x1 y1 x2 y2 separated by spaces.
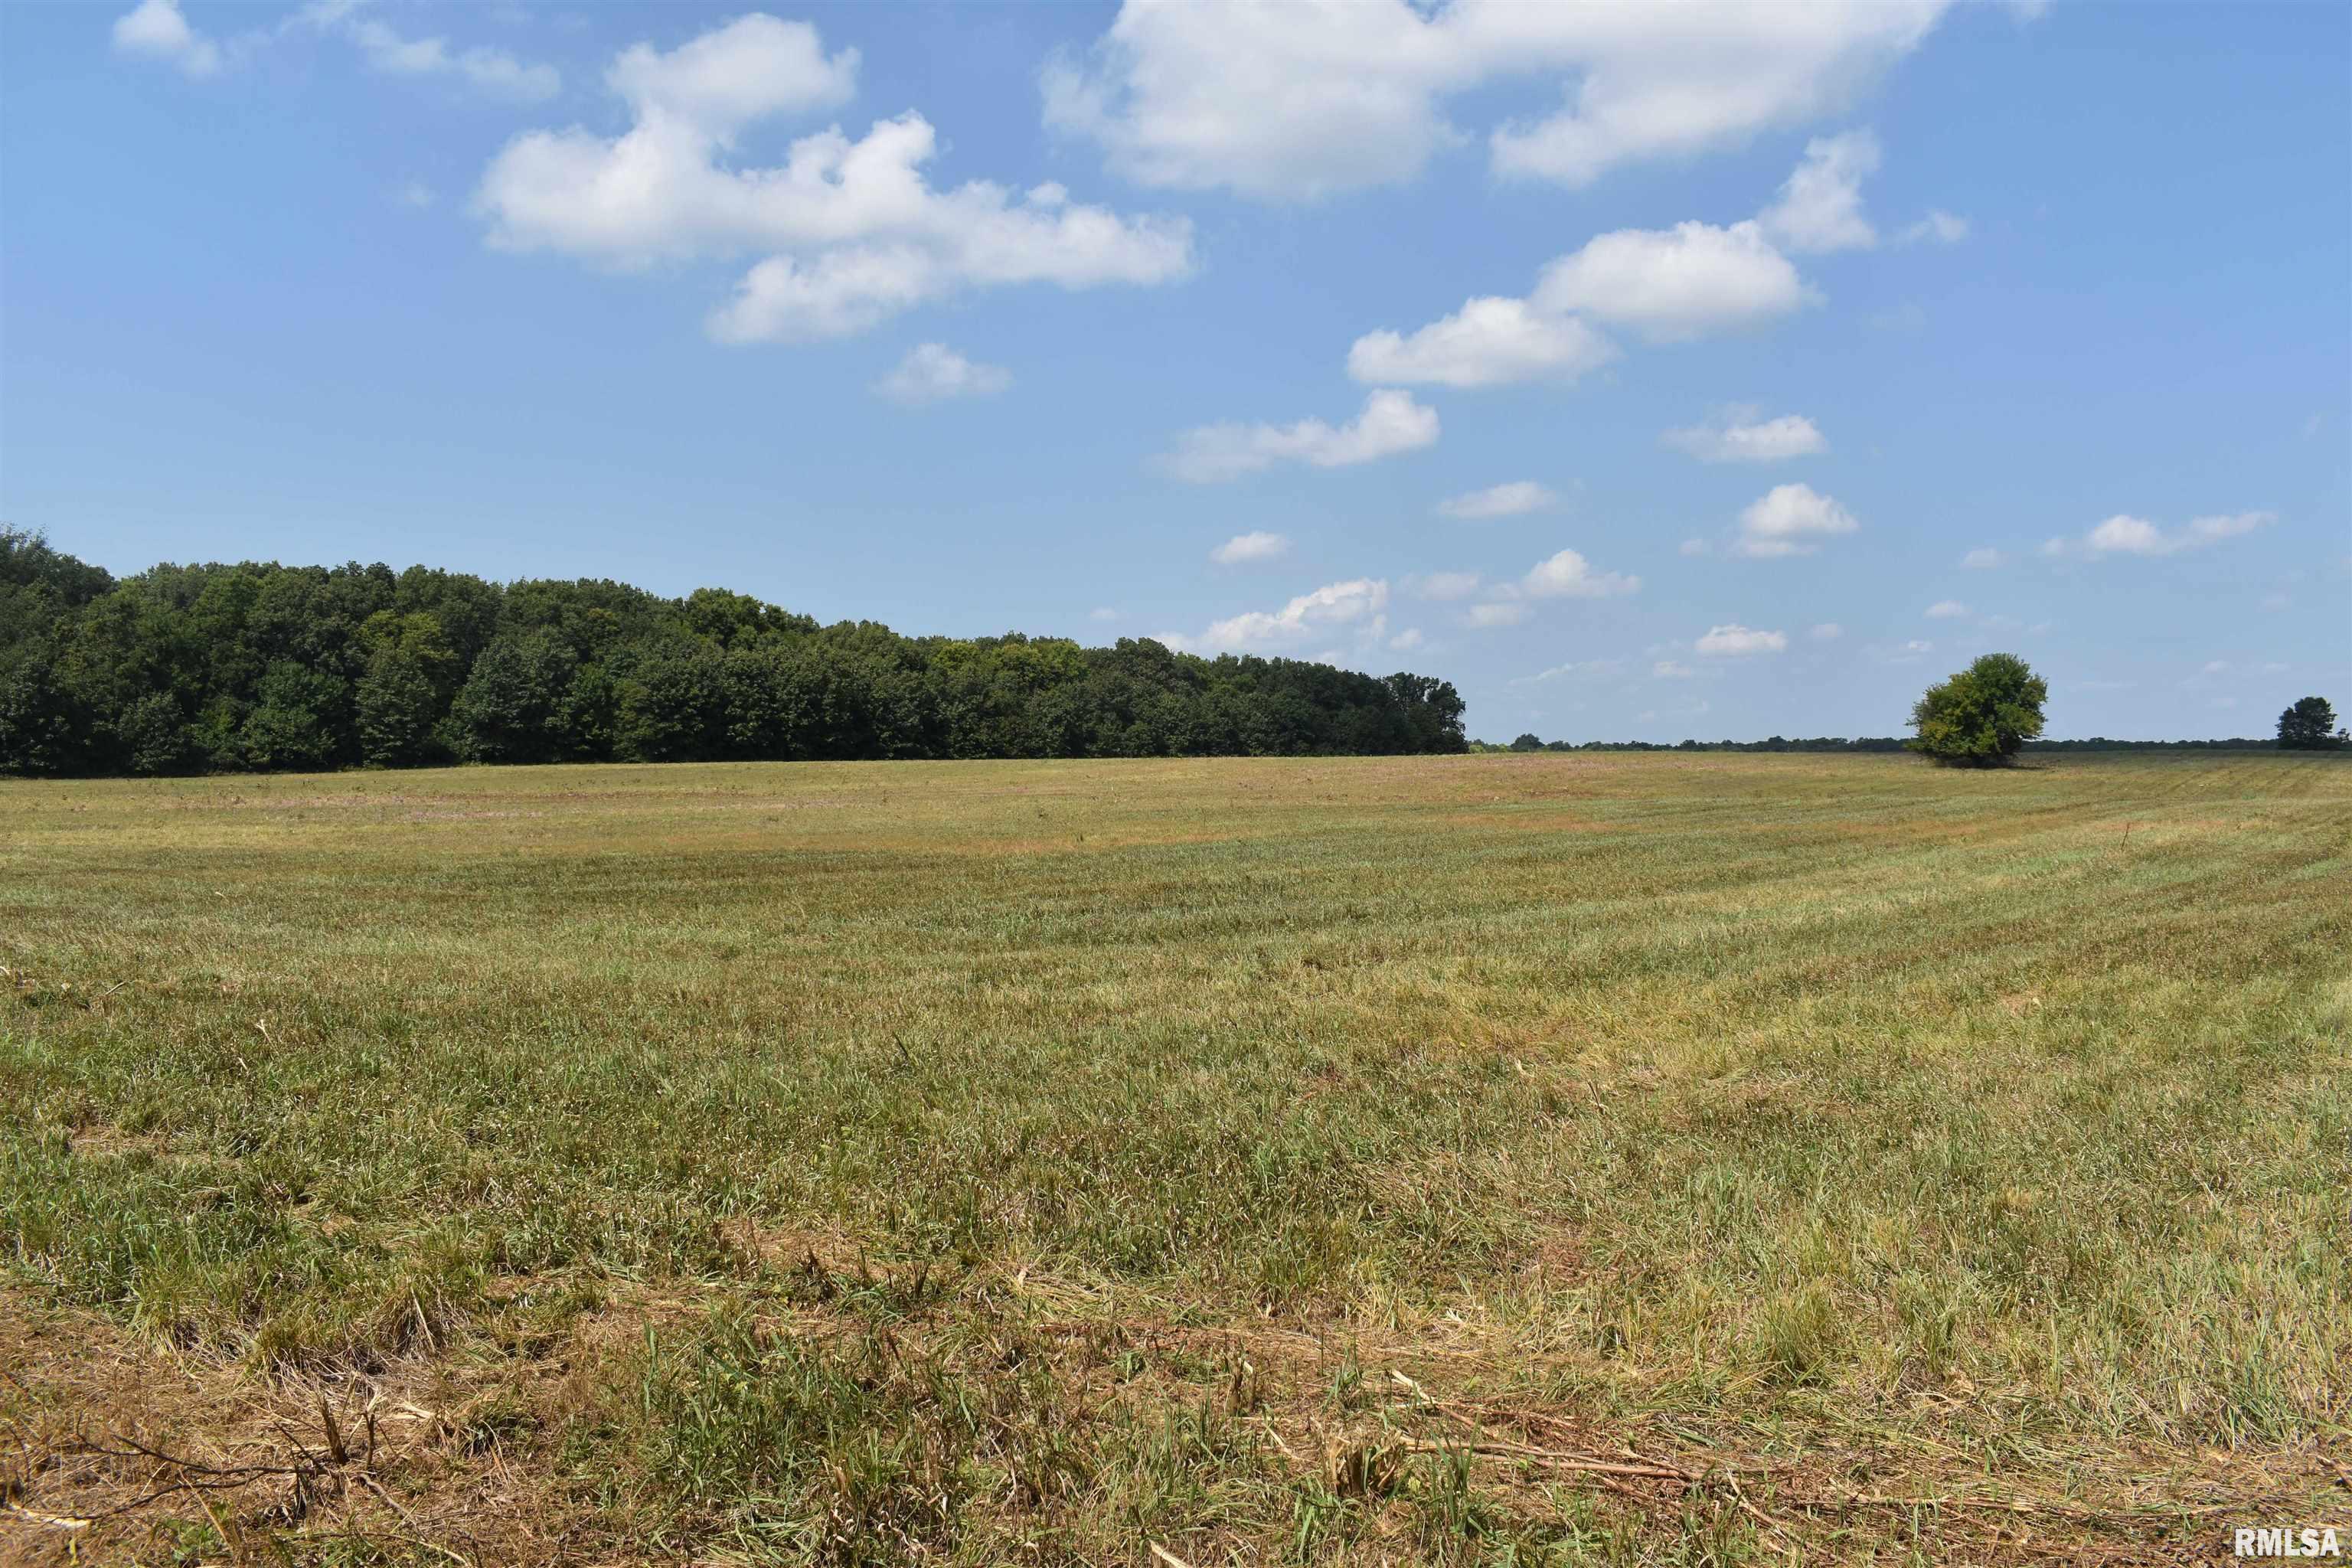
3 0 2345 742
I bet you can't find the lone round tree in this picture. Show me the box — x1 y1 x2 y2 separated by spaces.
2276 696 2344 750
1908 652 2047 767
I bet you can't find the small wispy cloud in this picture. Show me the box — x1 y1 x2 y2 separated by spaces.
1521 657 1626 684
1695 624 1787 655
1429 482 1561 517
1161 390 1437 483
113 0 563 97
2050 511 2275 558
876 343 1012 405
1209 531 1289 566
1661 407 1825 464
1897 210 1969 245
1436 480 1556 519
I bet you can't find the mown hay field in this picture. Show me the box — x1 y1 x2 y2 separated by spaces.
2 752 2347 1565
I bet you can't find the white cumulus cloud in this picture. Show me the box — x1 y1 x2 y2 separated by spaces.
1467 601 1530 628
1758 129 1879 253
1191 577 1389 653
1662 407 1826 463
1696 624 1788 655
1484 8 1942 188
1348 297 1615 388
875 342 1011 404
1160 389 1438 483
1522 547 1639 599
1532 220 1815 342
1436 480 1557 519
1961 547 2004 569
603 11 853 127
1926 599 1968 619
1210 531 1291 565
112 0 221 75
2065 510 2275 557
1043 0 1946 199
475 15 1192 342
1344 135 1875 396
2087 515 2166 554
1733 482 1860 557
1809 622 1843 640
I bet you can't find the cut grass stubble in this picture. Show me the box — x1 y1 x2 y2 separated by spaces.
2 751 2347 1563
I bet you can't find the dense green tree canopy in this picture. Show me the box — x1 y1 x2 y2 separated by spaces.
2276 696 2344 750
0 531 1467 776
1907 653 2049 767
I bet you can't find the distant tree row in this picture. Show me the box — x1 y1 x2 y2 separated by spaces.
1483 734 2295 754
1489 735 1918 753
1490 653 2340 760
0 531 1467 776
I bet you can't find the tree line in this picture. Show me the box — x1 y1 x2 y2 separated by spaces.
1489 735 1913 753
0 531 1467 776
1488 735 2295 754
1500 653 2340 761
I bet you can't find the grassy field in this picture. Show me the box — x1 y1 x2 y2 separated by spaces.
2 751 2346 1565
